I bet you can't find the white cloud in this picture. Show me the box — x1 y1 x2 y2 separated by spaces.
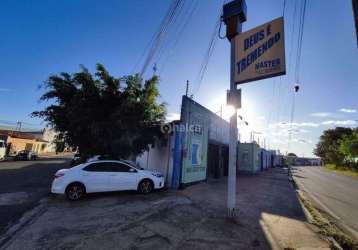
339 108 357 113
321 120 357 126
310 112 332 117
293 138 313 144
298 122 320 127
256 116 265 120
272 122 320 128
166 112 180 122
288 128 309 133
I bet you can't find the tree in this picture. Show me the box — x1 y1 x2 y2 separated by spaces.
32 64 166 159
287 153 297 157
339 129 358 163
314 127 353 165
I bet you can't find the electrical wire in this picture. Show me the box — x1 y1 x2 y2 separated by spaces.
157 0 199 75
155 0 187 64
192 14 221 96
139 0 184 77
294 0 307 84
287 0 308 152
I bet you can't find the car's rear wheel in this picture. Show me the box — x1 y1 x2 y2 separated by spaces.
65 183 85 201
138 179 154 194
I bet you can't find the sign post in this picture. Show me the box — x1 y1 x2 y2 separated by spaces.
223 1 285 218
223 0 247 218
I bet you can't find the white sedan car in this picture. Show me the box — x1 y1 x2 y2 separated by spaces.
51 160 165 201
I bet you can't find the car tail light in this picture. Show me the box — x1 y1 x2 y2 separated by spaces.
54 172 65 179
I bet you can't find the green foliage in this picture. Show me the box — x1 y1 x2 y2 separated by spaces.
314 127 353 165
325 164 358 177
32 64 166 159
339 130 358 162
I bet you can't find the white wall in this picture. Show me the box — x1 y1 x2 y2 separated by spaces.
136 136 175 186
42 128 57 153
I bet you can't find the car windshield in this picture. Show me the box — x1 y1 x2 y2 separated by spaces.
122 160 140 169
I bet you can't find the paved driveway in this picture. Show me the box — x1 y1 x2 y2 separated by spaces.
0 156 71 235
292 166 358 240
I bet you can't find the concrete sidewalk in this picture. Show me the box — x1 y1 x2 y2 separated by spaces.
1 168 329 250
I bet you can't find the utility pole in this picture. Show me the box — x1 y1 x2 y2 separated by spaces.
222 0 247 217
152 63 157 76
185 80 189 96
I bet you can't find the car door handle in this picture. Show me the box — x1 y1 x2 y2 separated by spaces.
109 174 117 176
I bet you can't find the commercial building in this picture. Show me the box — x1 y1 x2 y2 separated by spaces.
137 95 281 188
137 96 232 188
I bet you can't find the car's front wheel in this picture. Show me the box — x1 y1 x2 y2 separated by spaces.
138 179 154 194
65 183 85 201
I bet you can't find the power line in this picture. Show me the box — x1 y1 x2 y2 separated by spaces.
287 0 308 152
155 0 187 64
157 0 199 75
294 0 307 84
138 0 184 77
282 0 287 16
192 14 221 96
141 0 182 76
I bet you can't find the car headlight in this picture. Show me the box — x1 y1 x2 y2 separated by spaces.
151 173 163 178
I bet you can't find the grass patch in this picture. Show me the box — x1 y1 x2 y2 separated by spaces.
324 164 358 177
297 191 358 250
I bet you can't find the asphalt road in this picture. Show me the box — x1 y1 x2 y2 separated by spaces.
292 166 358 240
0 156 71 235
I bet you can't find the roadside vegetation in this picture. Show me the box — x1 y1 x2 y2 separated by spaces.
297 191 358 250
32 64 166 161
314 127 358 176
324 164 358 177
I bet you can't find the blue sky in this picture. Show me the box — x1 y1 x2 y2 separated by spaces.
0 0 357 157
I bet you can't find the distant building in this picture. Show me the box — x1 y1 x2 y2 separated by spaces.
284 155 322 166
237 143 282 174
0 128 57 155
237 142 261 174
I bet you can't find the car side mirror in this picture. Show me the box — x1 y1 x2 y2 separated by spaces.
129 168 137 173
